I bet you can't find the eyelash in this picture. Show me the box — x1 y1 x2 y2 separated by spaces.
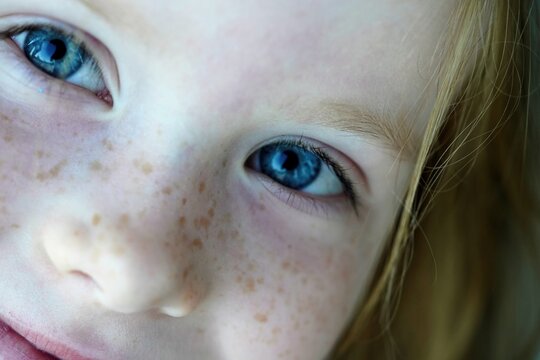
253 137 359 214
0 23 108 101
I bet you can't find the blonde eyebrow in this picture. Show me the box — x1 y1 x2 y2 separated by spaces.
283 99 418 158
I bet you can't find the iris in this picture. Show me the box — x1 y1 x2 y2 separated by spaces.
23 28 87 79
259 143 322 190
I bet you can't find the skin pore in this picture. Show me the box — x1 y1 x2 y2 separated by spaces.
0 0 455 359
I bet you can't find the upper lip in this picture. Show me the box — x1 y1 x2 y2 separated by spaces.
0 312 93 360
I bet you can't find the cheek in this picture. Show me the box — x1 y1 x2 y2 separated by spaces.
210 186 369 359
214 235 364 359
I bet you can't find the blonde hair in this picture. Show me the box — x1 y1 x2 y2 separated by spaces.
331 0 540 359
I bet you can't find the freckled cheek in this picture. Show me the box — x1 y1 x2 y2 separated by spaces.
0 124 118 231
243 211 360 283
210 198 369 353
215 235 362 356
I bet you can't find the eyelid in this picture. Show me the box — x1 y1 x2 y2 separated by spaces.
0 17 119 101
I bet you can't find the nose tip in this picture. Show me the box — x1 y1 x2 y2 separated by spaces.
40 211 203 318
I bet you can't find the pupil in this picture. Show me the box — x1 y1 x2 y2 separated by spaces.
280 150 299 171
47 39 67 61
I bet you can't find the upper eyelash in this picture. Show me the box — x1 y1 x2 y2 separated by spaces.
269 137 359 213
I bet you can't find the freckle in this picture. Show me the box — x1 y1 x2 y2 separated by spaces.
207 208 214 218
37 160 68 181
90 161 103 172
256 277 264 284
10 224 20 229
198 181 206 193
0 114 12 124
182 198 187 206
272 327 282 335
102 139 114 151
236 275 243 283
3 134 13 142
190 238 203 250
254 313 268 323
198 216 210 230
277 287 284 294
178 216 186 227
117 214 130 228
282 261 290 270
182 265 192 280
244 277 256 293
221 159 227 168
141 162 153 175
35 150 44 159
161 186 173 195
92 214 102 226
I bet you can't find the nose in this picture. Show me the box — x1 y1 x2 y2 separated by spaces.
40 198 205 318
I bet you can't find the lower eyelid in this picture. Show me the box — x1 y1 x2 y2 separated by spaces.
248 169 356 218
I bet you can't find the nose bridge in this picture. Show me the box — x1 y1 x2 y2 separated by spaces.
40 188 207 318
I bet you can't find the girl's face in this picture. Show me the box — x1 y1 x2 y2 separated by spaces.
0 1 454 359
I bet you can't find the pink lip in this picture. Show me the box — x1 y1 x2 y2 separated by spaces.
0 315 92 360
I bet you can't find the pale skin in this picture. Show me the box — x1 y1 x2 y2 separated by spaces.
0 0 455 359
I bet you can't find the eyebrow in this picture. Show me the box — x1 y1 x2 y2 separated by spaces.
282 99 418 158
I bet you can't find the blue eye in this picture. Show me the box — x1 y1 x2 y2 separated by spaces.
7 25 108 95
248 139 354 198
23 28 86 79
